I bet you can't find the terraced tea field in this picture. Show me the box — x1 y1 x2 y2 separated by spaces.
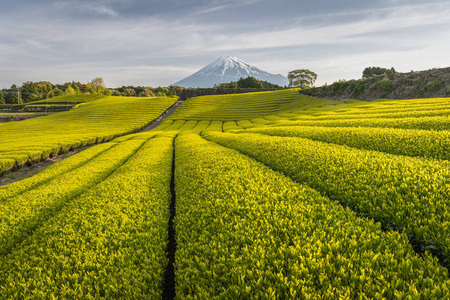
0 95 177 174
1 90 450 298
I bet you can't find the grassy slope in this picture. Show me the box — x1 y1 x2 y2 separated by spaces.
168 89 344 121
21 94 106 105
0 95 176 174
164 89 450 129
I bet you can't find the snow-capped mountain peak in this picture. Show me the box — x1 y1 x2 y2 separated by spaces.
173 56 288 88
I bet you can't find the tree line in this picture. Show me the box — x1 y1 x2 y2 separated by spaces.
215 77 283 89
0 78 184 105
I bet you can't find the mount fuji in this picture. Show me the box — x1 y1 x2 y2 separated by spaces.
173 56 289 88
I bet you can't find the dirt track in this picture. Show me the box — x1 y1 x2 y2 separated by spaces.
0 150 80 186
141 100 183 132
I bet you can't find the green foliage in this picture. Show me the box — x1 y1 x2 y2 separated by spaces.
0 133 174 298
307 67 450 100
0 142 115 200
0 139 145 255
51 87 64 97
19 81 53 102
351 81 365 96
72 83 81 94
330 79 348 93
2 89 450 297
65 85 76 95
102 88 112 96
217 76 282 89
112 85 183 97
288 69 317 88
3 84 19 104
24 94 105 106
139 88 156 97
205 130 450 269
90 77 106 94
176 133 450 298
363 66 396 78
380 77 391 91
243 125 450 161
170 89 333 121
274 97 450 131
0 96 176 174
427 79 442 92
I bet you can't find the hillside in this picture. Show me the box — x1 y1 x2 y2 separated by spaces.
302 67 450 101
167 89 337 122
0 95 176 174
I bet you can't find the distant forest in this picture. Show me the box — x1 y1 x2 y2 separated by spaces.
215 77 282 89
0 80 183 104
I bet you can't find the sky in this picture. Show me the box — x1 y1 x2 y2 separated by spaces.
1 0 449 88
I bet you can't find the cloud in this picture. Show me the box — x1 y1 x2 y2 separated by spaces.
0 0 449 87
52 1 119 17
182 2 450 53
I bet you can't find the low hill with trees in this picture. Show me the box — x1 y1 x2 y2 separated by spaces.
301 67 450 101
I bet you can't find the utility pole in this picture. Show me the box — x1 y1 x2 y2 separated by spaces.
17 90 20 104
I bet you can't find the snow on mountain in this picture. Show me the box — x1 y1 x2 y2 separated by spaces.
173 56 289 88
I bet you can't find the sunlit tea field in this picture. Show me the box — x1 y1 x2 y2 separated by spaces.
1 90 450 298
0 95 176 174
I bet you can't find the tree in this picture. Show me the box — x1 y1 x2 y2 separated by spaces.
65 85 76 95
0 90 5 104
139 88 156 97
288 69 317 89
363 66 396 78
90 77 106 94
21 81 38 102
72 83 81 94
380 78 391 91
7 84 20 104
122 88 136 96
50 88 64 97
102 88 112 96
111 90 121 96
215 77 282 89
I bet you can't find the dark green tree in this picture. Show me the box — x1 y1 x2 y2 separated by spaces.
216 77 281 89
363 66 396 78
7 84 20 104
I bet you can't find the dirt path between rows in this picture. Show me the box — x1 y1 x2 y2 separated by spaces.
141 100 183 132
0 150 80 186
0 100 183 186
